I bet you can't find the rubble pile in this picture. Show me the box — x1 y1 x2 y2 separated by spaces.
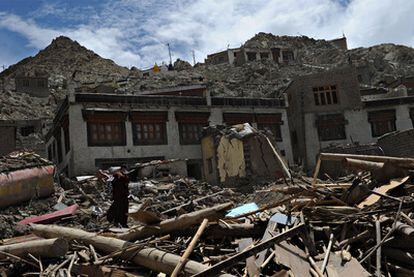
0 151 52 173
1 153 414 276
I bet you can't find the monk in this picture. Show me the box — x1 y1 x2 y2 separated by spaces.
106 171 129 227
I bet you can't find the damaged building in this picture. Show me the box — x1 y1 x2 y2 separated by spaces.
0 119 46 157
46 85 293 178
285 66 414 170
15 72 49 98
201 123 290 185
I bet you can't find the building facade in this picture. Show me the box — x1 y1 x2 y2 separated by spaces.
46 87 292 178
285 66 414 170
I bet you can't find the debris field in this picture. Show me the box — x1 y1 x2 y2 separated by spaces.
1 151 414 276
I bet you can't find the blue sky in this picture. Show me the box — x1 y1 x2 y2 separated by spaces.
0 0 413 69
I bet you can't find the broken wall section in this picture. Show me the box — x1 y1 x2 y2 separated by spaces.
202 123 290 186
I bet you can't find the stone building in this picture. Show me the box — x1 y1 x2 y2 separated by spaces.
285 66 414 170
46 85 292 178
205 46 296 66
15 74 49 98
0 119 46 156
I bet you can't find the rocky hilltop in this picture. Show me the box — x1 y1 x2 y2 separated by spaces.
2 33 414 120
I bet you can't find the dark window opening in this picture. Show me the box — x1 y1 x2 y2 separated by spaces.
37 79 47 88
282 51 294 62
20 126 35 136
271 48 281 61
143 72 150 77
258 123 282 141
368 110 396 137
260 52 269 60
317 114 347 141
22 79 30 87
246 52 257 61
313 85 338 106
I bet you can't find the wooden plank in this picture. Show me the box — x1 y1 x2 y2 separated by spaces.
238 238 260 277
273 241 312 277
17 204 79 225
358 176 409 208
193 223 305 277
255 221 276 266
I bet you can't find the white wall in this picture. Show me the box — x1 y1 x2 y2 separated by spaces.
65 103 293 176
304 104 414 169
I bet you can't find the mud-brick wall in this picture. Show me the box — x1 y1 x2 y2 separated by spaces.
377 129 414 157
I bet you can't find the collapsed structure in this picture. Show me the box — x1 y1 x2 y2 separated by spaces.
201 123 290 185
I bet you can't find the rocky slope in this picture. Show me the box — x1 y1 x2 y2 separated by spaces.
2 33 414 120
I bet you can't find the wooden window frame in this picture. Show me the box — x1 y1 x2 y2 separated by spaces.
175 112 209 145
84 112 127 147
317 114 347 141
368 110 396 137
131 112 168 145
313 85 338 106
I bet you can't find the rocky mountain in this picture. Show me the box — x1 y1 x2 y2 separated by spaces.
126 33 414 97
0 36 129 120
2 33 414 120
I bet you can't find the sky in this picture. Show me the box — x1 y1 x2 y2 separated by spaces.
0 0 413 70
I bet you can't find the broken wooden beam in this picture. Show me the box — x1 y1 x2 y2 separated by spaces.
319 153 414 169
193 223 305 277
117 202 233 241
0 238 68 259
171 218 209 277
30 224 234 277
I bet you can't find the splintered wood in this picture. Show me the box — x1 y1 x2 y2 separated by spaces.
1 153 414 276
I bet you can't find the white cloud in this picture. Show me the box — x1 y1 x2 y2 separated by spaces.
1 0 414 68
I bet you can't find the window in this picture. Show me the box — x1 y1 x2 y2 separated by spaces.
131 112 168 145
271 48 280 61
22 79 30 87
179 123 204 144
88 122 125 146
260 52 269 60
256 114 283 141
175 112 210 145
20 126 34 136
246 52 257 61
37 79 47 88
313 85 338 106
317 114 347 141
282 51 294 62
368 110 396 137
84 112 126 146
